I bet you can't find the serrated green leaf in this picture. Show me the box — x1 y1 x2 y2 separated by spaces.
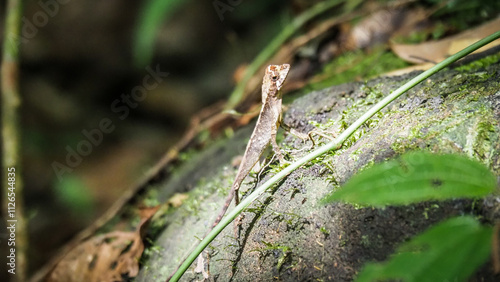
322 152 496 207
355 216 493 282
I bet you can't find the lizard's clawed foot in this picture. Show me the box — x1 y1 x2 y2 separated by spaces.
275 152 291 167
233 214 245 239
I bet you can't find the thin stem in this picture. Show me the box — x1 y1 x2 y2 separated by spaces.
225 0 346 109
169 30 500 282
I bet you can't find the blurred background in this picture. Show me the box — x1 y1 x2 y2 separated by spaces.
2 0 310 276
0 0 499 279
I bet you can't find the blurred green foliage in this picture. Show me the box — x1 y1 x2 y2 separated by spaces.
53 175 94 217
133 0 188 66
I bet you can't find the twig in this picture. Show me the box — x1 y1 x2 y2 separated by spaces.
225 0 347 109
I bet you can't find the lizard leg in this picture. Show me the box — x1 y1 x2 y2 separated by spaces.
281 122 310 141
270 131 286 164
308 129 338 146
234 185 239 206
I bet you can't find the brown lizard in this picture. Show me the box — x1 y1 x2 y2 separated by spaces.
206 63 291 236
167 64 293 281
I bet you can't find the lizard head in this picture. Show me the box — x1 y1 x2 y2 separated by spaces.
262 64 290 103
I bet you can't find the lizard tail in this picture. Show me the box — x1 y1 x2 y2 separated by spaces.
166 184 239 281
204 184 237 237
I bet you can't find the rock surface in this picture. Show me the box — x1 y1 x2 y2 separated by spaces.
138 57 500 281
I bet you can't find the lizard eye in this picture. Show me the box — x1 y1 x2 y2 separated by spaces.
272 76 278 81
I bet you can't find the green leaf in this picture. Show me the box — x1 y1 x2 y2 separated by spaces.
322 152 496 207
133 0 188 66
355 216 493 282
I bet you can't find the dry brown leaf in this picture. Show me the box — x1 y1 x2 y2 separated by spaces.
382 62 436 77
391 18 500 64
47 206 158 282
47 231 143 282
349 7 421 49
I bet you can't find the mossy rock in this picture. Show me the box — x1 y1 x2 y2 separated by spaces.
137 56 500 281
